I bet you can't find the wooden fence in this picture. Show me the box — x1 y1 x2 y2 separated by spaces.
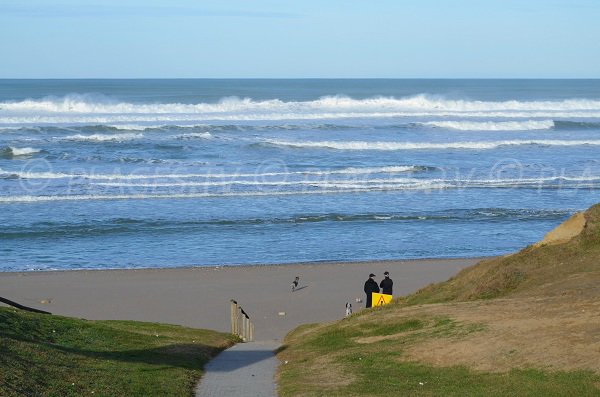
230 299 254 342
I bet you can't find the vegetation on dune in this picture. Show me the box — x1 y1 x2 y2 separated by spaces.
0 308 238 397
402 203 600 305
277 204 600 396
277 309 599 397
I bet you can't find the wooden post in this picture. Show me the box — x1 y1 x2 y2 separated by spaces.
241 307 249 342
238 306 244 340
230 301 253 342
230 300 238 335
242 315 247 341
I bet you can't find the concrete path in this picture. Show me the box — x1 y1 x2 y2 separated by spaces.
196 341 280 397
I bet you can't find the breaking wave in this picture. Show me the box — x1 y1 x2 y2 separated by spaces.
63 133 144 142
3 94 600 125
0 165 430 181
175 132 213 140
423 120 555 131
266 139 600 151
0 146 41 158
2 175 600 203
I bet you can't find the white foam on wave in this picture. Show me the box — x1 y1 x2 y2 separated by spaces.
92 177 422 188
176 132 213 139
0 189 397 203
107 124 208 131
268 139 600 151
423 120 555 131
4 112 600 126
0 126 25 132
63 133 144 142
91 175 600 189
3 175 599 203
2 94 600 125
3 147 41 156
107 124 157 131
0 165 425 181
3 94 600 113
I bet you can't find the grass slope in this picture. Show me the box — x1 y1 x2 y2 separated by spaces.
0 308 238 397
403 204 600 305
277 204 600 396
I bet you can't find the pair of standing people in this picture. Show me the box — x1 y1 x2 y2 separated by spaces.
363 271 393 308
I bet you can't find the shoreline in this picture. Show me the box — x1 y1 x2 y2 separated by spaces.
0 255 493 275
0 257 485 340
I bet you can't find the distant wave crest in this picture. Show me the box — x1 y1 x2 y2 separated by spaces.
423 120 555 131
3 93 600 126
266 139 600 151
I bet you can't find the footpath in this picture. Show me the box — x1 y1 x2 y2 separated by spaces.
195 340 280 397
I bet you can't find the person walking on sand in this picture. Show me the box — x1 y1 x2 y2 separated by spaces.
380 271 393 296
363 273 380 308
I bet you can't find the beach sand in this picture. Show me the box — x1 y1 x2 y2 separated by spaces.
0 258 482 341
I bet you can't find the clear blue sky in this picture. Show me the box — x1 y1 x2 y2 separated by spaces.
1 0 599 78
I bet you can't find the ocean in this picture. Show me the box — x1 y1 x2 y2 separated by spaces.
1 79 600 271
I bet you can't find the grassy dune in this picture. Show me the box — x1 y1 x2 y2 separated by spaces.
0 308 238 397
276 204 600 396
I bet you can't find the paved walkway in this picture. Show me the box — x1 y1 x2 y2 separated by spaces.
196 341 280 397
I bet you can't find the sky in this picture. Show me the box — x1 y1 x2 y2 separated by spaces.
1 0 599 78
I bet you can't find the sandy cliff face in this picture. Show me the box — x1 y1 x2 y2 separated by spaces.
534 211 587 247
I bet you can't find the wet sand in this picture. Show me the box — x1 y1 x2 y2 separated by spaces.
0 258 482 340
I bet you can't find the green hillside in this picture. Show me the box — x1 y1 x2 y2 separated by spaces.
0 308 237 397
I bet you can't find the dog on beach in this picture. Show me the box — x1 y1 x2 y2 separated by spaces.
291 276 300 292
345 302 353 317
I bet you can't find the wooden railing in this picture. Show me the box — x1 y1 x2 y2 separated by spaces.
230 299 254 342
0 296 51 314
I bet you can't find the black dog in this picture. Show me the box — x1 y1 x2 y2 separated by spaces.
291 276 300 292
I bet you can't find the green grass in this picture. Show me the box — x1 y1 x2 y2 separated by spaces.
0 307 238 397
278 319 600 397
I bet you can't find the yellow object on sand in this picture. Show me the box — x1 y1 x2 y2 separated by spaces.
372 292 393 306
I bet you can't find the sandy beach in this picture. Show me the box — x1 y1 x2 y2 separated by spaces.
0 258 481 340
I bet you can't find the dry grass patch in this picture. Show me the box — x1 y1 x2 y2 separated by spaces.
404 296 600 373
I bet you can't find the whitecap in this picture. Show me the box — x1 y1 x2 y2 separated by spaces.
266 139 600 151
0 146 41 158
176 132 213 140
3 94 600 125
62 133 144 142
423 120 555 131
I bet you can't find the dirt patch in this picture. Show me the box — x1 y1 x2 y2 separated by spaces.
402 296 600 373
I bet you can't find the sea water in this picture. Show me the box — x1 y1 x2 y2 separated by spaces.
1 79 600 271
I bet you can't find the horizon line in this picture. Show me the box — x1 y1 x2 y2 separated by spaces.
2 77 600 80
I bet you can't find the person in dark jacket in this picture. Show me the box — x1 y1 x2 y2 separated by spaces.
380 271 393 295
363 273 380 308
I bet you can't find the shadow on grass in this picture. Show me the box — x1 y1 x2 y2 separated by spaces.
0 308 234 370
2 332 272 372
51 343 222 370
